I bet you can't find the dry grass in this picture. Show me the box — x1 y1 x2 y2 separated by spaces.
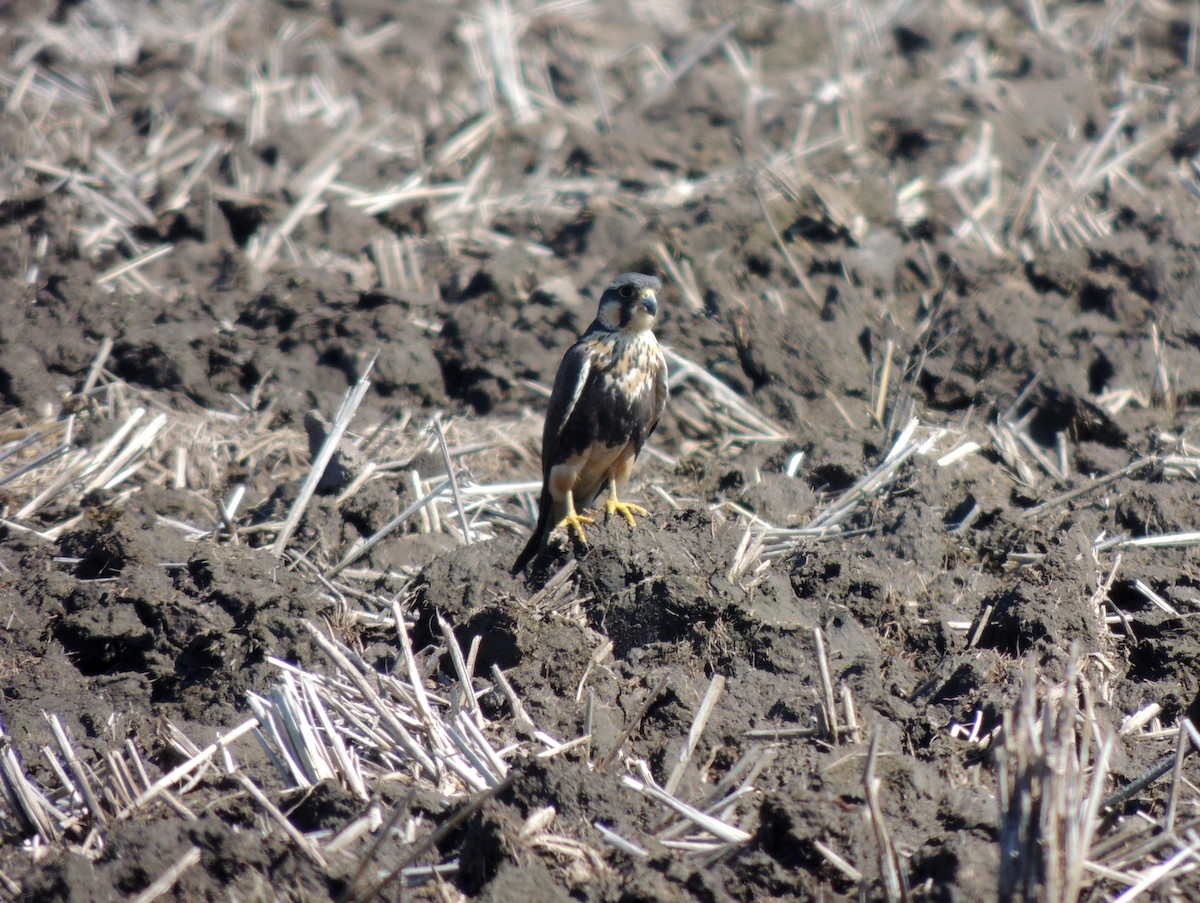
0 595 763 892
3 0 1200 899
997 656 1113 903
996 654 1200 902
3 349 1194 898
4 0 1182 306
0 356 775 889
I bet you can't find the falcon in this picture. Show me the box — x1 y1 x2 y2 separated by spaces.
512 273 668 573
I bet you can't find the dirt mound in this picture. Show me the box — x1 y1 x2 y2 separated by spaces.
3 504 332 751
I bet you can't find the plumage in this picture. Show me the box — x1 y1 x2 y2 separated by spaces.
513 273 668 573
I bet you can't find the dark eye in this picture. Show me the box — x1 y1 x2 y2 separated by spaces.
619 285 633 298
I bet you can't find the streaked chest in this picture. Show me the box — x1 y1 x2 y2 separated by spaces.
587 331 662 400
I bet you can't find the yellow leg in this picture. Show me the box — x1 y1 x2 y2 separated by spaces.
604 477 648 527
555 490 594 545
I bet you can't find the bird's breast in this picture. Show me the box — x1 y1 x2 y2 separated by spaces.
593 332 660 400
550 330 661 470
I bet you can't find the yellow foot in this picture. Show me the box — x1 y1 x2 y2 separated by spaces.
605 497 649 527
556 511 594 545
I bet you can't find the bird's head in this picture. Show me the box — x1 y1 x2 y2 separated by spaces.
595 273 661 334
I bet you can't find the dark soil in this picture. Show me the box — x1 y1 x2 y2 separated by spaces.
3 1 1200 900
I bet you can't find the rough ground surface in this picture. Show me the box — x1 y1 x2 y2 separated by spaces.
2 1 1200 900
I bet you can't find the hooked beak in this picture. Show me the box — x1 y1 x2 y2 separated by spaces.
639 288 658 318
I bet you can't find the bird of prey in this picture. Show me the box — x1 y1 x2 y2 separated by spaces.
512 272 668 573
